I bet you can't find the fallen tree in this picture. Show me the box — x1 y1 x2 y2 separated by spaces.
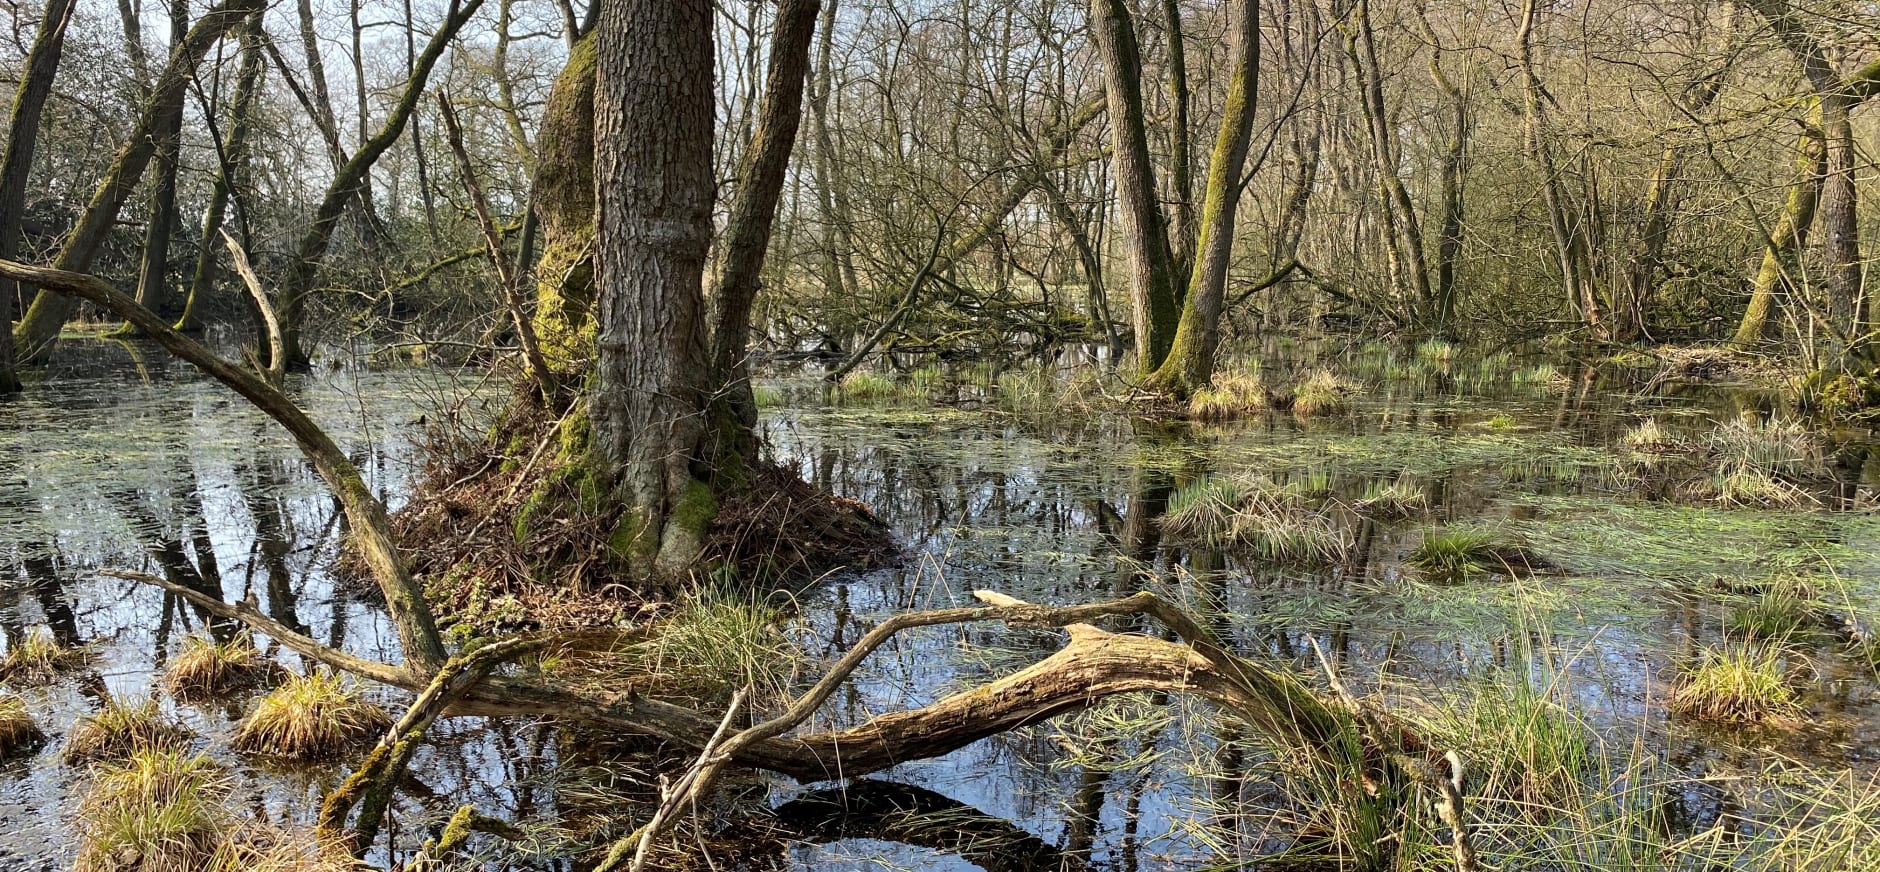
2 256 1484 872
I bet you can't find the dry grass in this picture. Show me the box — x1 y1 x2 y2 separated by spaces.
1187 371 1267 421
0 693 44 760
162 634 283 701
0 627 87 686
64 697 194 765
74 749 229 872
1705 463 1817 509
1352 477 1426 520
1669 643 1804 726
231 672 393 760
1620 419 1683 454
1704 417 1822 479
1288 369 1356 417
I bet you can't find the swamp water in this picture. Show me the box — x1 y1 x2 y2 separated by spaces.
1 339 1878 870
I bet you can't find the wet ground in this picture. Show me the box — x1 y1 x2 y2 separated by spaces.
2 337 1877 870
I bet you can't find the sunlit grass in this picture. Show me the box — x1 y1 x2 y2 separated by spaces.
162 633 282 701
0 694 43 760
1408 526 1542 581
1162 475 1350 563
74 749 229 872
1669 643 1803 726
1288 369 1355 417
64 697 194 765
231 672 392 760
617 586 802 708
1187 371 1267 421
0 627 86 686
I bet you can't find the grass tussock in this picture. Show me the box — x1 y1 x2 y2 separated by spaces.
1422 677 1595 805
835 370 902 402
1619 419 1682 454
1704 463 1817 509
74 749 230 872
1727 579 1821 644
162 634 282 701
230 672 392 760
0 627 87 686
1415 338 1456 363
1669 643 1803 726
64 697 194 765
74 749 360 872
1287 369 1356 417
615 587 802 707
1352 477 1426 520
1704 416 1822 479
0 694 44 760
1407 526 1545 582
1187 371 1266 421
1161 476 1350 564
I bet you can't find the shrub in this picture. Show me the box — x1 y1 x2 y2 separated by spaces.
64 697 194 765
230 673 392 760
1669 643 1803 726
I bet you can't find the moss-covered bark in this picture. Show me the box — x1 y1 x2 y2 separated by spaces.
532 33 597 369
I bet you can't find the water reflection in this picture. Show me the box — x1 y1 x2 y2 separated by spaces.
0 339 1875 870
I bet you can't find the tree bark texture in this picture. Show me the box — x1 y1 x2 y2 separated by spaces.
1091 0 1180 376
591 0 719 578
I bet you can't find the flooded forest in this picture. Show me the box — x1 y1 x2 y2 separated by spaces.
3 0 1880 869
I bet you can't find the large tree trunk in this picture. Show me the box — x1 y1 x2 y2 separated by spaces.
1091 0 1181 376
11 0 263 364
178 13 265 332
1144 0 1260 395
1732 117 1825 348
590 0 719 580
0 0 76 392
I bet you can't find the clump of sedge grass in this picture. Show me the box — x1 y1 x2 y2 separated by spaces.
74 749 230 872
1423 677 1595 805
1288 369 1355 417
1669 643 1803 726
162 634 282 701
1704 416 1822 478
64 697 194 765
1162 476 1350 564
1352 477 1426 520
230 672 392 760
1705 462 1816 509
1620 418 1683 454
1415 338 1456 362
835 370 899 402
0 627 87 686
620 587 801 707
1408 526 1543 582
751 384 784 407
1187 371 1266 421
1727 578 1821 645
0 694 44 760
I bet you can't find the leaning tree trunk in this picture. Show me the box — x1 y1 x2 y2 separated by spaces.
1732 116 1824 348
178 13 264 332
129 0 192 324
273 0 484 367
11 0 262 364
707 0 821 478
0 0 76 392
530 33 598 370
1091 0 1181 376
1143 0 1259 396
590 0 719 580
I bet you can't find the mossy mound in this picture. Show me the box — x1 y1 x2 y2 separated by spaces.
382 385 894 633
